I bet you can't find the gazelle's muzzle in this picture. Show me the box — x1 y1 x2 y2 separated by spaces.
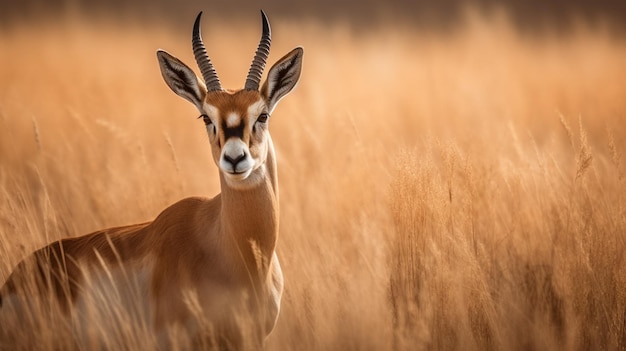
219 139 253 178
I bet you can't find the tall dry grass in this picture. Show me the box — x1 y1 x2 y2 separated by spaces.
0 11 625 350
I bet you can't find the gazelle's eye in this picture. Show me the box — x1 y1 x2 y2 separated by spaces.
257 113 269 124
199 114 212 126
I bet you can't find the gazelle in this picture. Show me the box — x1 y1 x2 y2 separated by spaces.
0 10 303 349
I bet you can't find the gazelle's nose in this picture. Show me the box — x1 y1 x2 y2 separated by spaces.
224 151 246 168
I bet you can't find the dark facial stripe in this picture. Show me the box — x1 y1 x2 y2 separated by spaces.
221 118 245 140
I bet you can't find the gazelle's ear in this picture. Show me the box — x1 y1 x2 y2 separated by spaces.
261 47 303 113
157 50 207 111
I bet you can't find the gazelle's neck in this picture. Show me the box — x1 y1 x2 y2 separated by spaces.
219 137 279 278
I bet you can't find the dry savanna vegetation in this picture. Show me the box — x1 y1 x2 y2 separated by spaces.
0 10 625 350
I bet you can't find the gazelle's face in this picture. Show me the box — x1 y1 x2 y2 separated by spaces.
201 90 271 188
157 11 303 189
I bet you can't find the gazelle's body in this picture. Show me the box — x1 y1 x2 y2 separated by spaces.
0 11 302 349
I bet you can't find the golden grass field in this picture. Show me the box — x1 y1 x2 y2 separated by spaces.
0 10 625 350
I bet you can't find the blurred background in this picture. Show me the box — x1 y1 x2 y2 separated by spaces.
2 0 626 34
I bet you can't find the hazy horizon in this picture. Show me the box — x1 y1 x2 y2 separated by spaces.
2 0 626 35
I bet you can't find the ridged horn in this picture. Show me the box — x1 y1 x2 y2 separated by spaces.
244 10 271 91
192 12 222 92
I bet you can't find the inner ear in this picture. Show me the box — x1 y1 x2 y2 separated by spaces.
157 50 207 111
261 47 303 113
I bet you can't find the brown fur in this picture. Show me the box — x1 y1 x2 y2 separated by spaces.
1 186 278 346
207 90 262 118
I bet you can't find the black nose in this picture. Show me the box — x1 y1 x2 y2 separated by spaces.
224 152 246 167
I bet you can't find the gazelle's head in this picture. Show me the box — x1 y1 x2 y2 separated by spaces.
157 11 303 189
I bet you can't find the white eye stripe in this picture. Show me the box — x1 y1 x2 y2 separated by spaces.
202 104 220 121
247 100 267 125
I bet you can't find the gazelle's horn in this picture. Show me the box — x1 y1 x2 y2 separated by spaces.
244 10 271 91
192 12 222 91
